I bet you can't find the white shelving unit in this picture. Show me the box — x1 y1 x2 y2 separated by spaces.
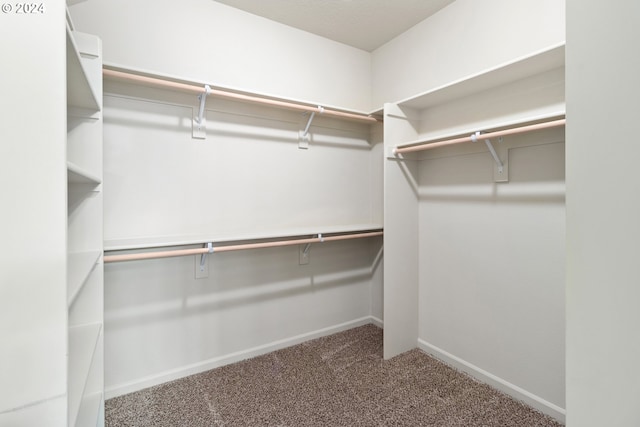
66 15 104 427
387 44 566 152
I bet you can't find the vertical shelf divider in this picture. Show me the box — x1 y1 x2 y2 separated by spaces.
66 21 104 427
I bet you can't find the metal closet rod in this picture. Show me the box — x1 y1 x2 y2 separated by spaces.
103 68 380 124
394 117 566 155
103 230 384 263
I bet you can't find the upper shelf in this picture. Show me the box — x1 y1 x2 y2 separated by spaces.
103 65 381 124
66 25 100 112
104 223 383 251
396 43 565 111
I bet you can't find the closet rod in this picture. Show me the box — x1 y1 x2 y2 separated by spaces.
103 231 383 263
103 68 380 124
394 118 566 155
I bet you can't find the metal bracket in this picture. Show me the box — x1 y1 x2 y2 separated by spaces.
193 85 211 139
299 243 311 265
298 233 324 265
298 106 324 149
303 243 311 255
199 242 214 271
471 132 509 182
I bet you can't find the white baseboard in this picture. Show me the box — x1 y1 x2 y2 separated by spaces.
105 316 379 400
369 315 383 328
417 339 566 424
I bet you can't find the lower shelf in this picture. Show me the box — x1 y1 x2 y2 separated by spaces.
67 161 101 185
104 223 384 251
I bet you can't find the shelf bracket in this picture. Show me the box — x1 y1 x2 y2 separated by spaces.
299 242 311 265
298 106 324 149
193 85 211 140
471 131 509 182
199 242 214 272
303 242 312 256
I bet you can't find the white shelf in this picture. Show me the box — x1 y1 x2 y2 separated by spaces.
104 223 384 251
68 324 101 427
75 392 102 427
396 112 566 150
67 162 101 185
395 44 565 110
103 61 378 121
66 25 100 111
67 251 101 307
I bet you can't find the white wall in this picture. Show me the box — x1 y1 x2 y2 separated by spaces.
0 4 67 425
104 238 380 395
101 85 377 243
97 78 382 396
371 0 566 108
69 0 372 112
417 133 566 415
566 1 640 426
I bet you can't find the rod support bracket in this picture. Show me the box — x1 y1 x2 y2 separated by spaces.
298 106 324 149
303 243 311 255
472 131 509 182
193 85 211 139
199 242 213 271
298 243 310 265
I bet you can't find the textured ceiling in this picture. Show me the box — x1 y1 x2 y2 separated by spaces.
212 0 455 51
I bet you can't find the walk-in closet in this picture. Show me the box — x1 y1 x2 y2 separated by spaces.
3 1 640 426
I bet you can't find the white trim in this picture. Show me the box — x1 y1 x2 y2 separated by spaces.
105 316 379 400
417 338 565 424
369 316 384 328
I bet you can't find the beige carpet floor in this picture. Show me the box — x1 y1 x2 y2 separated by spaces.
106 324 563 426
